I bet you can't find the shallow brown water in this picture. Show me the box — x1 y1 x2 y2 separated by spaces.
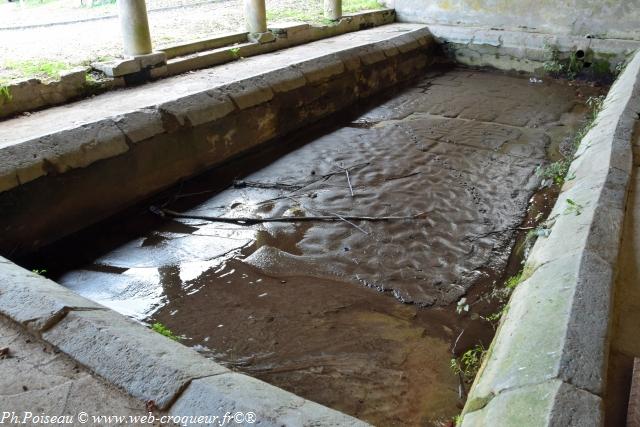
31 68 603 426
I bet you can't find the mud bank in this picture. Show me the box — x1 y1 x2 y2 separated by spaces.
26 68 600 426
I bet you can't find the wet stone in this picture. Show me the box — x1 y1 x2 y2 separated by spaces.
48 68 600 426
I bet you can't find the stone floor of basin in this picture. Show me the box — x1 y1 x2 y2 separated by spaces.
31 68 601 426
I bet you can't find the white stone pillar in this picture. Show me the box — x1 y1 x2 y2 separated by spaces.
324 0 342 20
244 0 267 34
117 0 153 57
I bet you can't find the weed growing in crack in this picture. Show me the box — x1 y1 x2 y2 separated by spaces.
151 322 180 341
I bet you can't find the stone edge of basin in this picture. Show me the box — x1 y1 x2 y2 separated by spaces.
0 256 370 426
427 24 640 74
460 49 640 426
0 25 435 255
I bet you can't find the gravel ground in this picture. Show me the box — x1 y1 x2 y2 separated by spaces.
0 0 382 81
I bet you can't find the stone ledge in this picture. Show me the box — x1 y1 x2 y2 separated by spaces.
170 373 370 426
0 257 104 332
462 49 640 426
0 67 90 120
42 309 229 410
162 9 396 79
462 380 602 427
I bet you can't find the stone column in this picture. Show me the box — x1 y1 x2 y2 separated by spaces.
244 0 267 34
117 0 153 57
324 0 342 20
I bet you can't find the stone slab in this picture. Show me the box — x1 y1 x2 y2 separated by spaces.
169 373 369 426
0 258 104 332
43 309 229 410
462 380 602 427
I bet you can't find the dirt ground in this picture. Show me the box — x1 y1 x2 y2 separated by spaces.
0 0 382 81
27 68 602 426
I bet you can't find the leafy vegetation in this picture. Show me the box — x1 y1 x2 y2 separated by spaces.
564 198 584 216
0 85 12 105
151 322 180 341
450 344 486 381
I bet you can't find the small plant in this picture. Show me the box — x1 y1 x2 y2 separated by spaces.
31 269 47 276
451 344 486 381
453 414 464 426
564 198 584 216
0 85 12 105
229 47 241 59
151 322 180 341
505 271 526 291
536 159 570 186
482 305 508 326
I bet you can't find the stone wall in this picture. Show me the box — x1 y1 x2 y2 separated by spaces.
384 0 640 41
0 25 434 256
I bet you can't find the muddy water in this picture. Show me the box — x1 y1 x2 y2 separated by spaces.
33 69 603 426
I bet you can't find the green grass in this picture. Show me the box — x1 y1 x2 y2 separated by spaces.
3 59 71 81
267 0 383 23
151 322 180 341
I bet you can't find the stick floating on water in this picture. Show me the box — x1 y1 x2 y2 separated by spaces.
150 206 427 225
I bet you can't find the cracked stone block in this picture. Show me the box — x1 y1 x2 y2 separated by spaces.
43 309 228 410
158 90 236 128
295 54 345 84
222 79 274 110
137 52 167 69
0 171 19 193
357 45 387 66
114 108 165 143
0 261 103 332
462 380 601 427
261 66 307 94
170 373 369 426
468 251 612 402
93 58 141 78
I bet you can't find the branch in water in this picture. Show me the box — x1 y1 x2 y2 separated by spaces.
151 206 427 225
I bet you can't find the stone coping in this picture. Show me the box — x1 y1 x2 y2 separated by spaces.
0 256 368 425
461 49 640 426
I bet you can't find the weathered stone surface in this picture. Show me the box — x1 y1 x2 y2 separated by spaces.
462 380 601 427
93 58 140 77
43 309 228 409
222 78 274 110
0 315 148 419
0 119 129 187
159 90 236 127
295 54 345 84
468 251 612 404
261 66 307 94
170 373 369 426
114 108 165 143
0 261 103 331
137 51 167 68
160 32 249 59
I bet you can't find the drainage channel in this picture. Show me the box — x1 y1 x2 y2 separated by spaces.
21 67 606 426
